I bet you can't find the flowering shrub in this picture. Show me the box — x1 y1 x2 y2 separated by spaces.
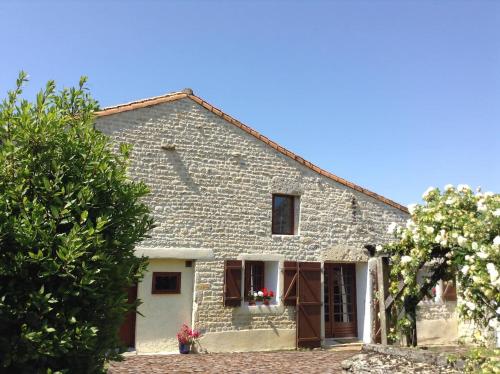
382 185 499 346
176 324 201 345
262 288 274 301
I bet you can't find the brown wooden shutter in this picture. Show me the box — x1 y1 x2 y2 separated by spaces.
224 260 242 307
297 262 322 348
283 261 298 306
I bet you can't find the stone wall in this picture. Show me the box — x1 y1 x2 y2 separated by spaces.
417 301 458 345
96 98 408 338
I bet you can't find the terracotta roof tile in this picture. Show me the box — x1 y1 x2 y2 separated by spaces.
96 91 408 213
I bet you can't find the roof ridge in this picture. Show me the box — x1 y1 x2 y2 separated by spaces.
96 91 409 213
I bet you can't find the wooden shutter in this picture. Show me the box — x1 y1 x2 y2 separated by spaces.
224 260 242 307
297 262 322 348
283 261 298 306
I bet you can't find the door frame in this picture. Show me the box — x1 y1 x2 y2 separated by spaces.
323 262 358 339
119 284 137 348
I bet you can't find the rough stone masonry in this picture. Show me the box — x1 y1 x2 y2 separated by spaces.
96 94 408 350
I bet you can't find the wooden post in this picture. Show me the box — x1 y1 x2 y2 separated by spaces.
377 256 390 345
368 258 379 344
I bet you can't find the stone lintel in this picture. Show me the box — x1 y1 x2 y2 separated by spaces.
135 247 214 260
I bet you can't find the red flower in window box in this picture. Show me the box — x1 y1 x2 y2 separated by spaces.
261 288 274 305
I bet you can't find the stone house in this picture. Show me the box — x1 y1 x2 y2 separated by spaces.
95 89 409 353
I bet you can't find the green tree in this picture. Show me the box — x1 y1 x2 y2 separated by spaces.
382 185 499 371
0 73 153 373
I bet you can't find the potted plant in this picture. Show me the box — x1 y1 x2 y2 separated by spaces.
255 290 264 303
261 288 274 305
247 291 256 305
176 324 201 354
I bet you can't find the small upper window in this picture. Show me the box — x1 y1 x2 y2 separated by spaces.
272 194 295 235
152 272 181 294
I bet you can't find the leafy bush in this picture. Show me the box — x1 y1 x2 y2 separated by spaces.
0 73 153 373
382 185 499 346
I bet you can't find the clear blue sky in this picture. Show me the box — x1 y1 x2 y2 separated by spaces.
1 1 499 206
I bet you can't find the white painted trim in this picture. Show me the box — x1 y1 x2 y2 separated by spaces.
237 253 285 261
134 247 214 260
235 304 286 315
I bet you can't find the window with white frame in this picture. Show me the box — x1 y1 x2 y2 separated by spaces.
243 260 280 305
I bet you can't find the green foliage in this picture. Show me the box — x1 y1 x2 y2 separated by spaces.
0 73 153 373
465 347 500 373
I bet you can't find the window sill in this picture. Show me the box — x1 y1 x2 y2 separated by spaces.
236 304 285 315
272 234 300 239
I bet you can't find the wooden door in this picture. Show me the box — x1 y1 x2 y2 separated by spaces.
324 263 357 338
296 262 322 348
119 285 137 348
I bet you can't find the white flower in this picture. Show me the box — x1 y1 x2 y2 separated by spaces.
401 256 412 264
387 222 398 235
484 192 494 197
493 209 500 217
493 236 500 248
457 236 467 247
407 204 418 215
486 263 499 283
457 184 471 192
422 187 436 199
424 226 434 234
257 291 264 297
254 292 258 297
376 245 383 252
472 242 478 250
488 318 498 329
435 212 444 222
477 201 487 212
406 219 416 231
466 301 476 311
445 197 456 205
461 265 470 275
477 251 489 259
444 184 454 191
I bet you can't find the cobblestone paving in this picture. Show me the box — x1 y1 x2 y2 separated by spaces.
108 349 359 373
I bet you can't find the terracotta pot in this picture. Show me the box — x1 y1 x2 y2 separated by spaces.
263 299 270 305
248 300 256 306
